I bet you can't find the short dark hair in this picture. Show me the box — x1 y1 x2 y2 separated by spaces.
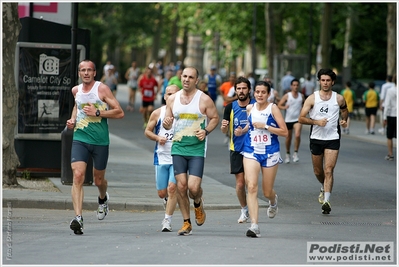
317 68 336 82
291 78 300 85
234 76 251 91
369 82 375 89
346 81 351 87
255 81 271 94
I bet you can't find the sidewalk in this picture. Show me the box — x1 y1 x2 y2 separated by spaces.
2 84 394 211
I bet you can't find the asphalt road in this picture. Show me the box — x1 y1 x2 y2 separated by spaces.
2 85 396 266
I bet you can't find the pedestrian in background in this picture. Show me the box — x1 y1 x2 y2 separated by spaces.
124 61 140 111
168 67 183 89
139 65 160 129
162 67 219 236
263 76 280 104
100 66 118 96
160 69 174 105
203 65 222 103
302 75 315 99
378 75 394 135
66 60 124 235
362 81 380 134
298 68 348 215
144 85 180 232
220 76 255 224
340 81 356 134
236 81 288 238
281 70 295 94
278 78 304 163
383 74 397 161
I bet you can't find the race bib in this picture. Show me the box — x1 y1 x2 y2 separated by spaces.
250 129 271 146
144 90 153 97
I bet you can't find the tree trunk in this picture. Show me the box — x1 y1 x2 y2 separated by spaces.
265 3 275 80
320 3 333 68
387 3 396 76
2 3 21 185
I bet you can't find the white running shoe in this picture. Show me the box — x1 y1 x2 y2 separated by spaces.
246 223 260 238
292 152 299 162
285 154 290 164
96 192 109 220
237 209 249 223
267 194 278 218
161 218 172 232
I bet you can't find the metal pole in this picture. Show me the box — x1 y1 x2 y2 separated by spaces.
70 3 78 113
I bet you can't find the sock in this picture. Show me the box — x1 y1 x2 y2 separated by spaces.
76 215 83 221
242 205 248 212
194 200 201 208
98 194 107 204
165 214 172 222
324 192 331 202
321 184 324 192
184 218 191 225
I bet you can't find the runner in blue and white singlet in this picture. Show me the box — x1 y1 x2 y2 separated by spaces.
242 102 282 167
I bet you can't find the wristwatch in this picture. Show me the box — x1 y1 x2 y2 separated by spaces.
204 129 210 135
264 125 269 130
95 109 100 117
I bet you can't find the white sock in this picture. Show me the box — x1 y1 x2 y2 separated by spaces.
242 206 248 212
324 192 331 202
165 214 172 222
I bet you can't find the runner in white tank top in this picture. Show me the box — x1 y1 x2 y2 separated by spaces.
298 68 348 215
278 79 304 163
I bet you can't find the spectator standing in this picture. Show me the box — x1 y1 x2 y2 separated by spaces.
383 74 397 161
220 77 255 224
278 78 304 163
378 75 395 134
203 66 222 103
281 71 295 94
340 81 356 134
302 75 315 98
362 82 380 134
298 68 348 215
100 66 118 96
124 61 140 111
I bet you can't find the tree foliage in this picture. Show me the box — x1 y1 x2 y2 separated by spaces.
76 3 394 79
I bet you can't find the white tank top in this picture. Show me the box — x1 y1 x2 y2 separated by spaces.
309 91 340 140
285 92 303 123
154 106 174 164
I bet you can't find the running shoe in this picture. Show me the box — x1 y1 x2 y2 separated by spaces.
177 221 192 236
246 223 260 238
237 209 249 223
96 192 109 220
161 218 172 232
70 215 84 235
321 201 331 214
385 155 394 161
267 194 278 219
285 154 290 164
194 198 206 226
292 152 299 162
318 188 324 204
